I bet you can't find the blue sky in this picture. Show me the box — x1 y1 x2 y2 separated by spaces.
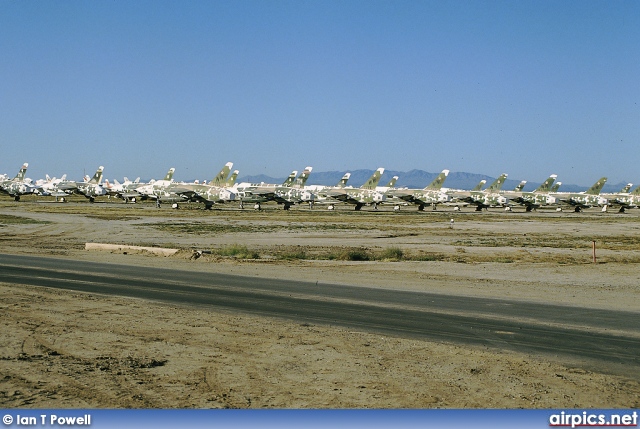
1 0 638 186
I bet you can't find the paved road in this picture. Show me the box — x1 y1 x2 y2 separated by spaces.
1 253 638 376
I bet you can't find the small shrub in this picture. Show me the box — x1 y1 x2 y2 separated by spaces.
339 248 370 261
412 253 446 262
216 245 260 259
379 247 404 261
278 250 307 260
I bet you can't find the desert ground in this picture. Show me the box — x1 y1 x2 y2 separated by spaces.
0 196 639 408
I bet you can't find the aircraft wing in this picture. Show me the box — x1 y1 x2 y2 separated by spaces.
121 191 144 199
387 189 416 203
56 182 79 191
171 188 213 204
48 190 72 197
321 188 350 201
251 190 276 199
448 190 476 204
329 189 383 205
235 185 277 203
272 193 293 204
607 196 637 209
252 186 278 197
169 186 197 198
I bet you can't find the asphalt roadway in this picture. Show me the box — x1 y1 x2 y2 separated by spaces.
1 253 639 377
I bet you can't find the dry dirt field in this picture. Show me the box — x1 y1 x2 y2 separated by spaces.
1 197 639 408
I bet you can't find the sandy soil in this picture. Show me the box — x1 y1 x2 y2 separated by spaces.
1 200 639 408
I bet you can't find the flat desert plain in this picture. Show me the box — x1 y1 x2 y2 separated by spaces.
0 198 639 408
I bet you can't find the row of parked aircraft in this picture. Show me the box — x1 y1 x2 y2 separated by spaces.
0 162 636 212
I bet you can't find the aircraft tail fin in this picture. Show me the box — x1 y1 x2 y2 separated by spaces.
360 168 385 190
88 166 104 184
534 174 557 193
384 176 399 188
585 177 607 195
620 183 633 193
471 180 487 191
209 162 233 186
486 173 508 192
336 173 351 188
550 182 561 193
282 171 298 187
163 168 175 182
294 166 312 187
226 170 239 187
513 180 527 192
424 169 449 191
485 173 508 192
13 163 28 181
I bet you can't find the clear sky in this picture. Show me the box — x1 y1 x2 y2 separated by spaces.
1 0 638 186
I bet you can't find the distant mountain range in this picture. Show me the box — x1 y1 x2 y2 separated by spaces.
237 169 628 194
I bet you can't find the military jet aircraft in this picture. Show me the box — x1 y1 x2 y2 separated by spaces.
602 183 636 212
449 173 509 211
34 174 72 201
169 162 237 209
305 173 351 196
551 177 608 212
304 173 351 208
54 166 107 202
503 174 558 211
273 166 314 210
0 163 37 201
387 169 450 211
104 177 141 202
36 174 67 194
320 167 386 210
132 168 177 202
233 170 300 210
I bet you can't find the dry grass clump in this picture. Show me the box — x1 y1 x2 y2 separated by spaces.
0 214 50 225
453 233 640 252
194 244 640 265
215 244 260 259
378 247 404 261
